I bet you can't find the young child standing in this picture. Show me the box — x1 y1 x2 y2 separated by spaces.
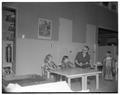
102 51 115 80
61 56 74 69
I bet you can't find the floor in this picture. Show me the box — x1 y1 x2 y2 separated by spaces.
33 74 118 93
3 74 118 93
70 75 118 92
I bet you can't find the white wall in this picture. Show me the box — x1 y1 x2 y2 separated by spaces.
16 38 84 75
59 18 72 43
16 17 85 76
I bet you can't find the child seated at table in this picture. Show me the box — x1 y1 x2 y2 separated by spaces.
102 51 115 80
44 54 59 70
42 54 60 81
60 56 74 81
61 55 74 69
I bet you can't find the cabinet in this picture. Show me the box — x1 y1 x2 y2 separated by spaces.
2 5 16 77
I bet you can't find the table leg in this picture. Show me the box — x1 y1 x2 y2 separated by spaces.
96 74 99 89
47 71 50 79
60 75 62 81
84 76 87 90
82 76 90 92
82 76 85 90
68 78 71 88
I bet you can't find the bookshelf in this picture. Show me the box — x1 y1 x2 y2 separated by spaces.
2 5 16 77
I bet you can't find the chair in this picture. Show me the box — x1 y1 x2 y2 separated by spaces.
41 65 48 79
95 62 103 71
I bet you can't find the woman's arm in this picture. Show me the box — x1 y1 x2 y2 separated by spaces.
75 60 82 66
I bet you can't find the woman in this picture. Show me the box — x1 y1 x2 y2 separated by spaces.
75 46 91 68
74 46 92 84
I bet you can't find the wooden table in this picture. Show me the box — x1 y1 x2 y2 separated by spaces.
47 68 101 91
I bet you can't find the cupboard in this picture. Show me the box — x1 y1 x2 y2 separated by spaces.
2 5 16 77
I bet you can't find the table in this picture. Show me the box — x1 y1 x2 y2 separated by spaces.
47 68 101 91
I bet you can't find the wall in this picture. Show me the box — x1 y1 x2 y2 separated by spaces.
16 38 84 75
3 2 118 75
4 2 118 42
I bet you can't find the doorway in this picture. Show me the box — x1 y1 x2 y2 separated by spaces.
97 27 118 62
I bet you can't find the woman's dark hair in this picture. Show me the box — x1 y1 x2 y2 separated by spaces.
44 54 52 63
84 45 89 50
61 56 69 63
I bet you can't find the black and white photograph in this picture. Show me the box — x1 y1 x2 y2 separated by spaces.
1 1 118 93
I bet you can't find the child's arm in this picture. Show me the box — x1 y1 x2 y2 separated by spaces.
68 61 75 68
51 61 60 70
46 63 54 70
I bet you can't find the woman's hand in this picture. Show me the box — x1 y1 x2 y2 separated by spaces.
75 60 83 66
86 62 89 64
75 60 79 65
79 62 83 66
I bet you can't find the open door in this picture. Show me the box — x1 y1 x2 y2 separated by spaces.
97 28 118 62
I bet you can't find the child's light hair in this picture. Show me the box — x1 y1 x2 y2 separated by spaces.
44 54 52 63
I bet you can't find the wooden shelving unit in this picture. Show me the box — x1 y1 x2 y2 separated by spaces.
2 5 16 77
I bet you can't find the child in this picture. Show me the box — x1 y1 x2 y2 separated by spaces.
61 56 74 69
43 54 60 81
60 56 74 81
44 54 58 71
102 51 115 80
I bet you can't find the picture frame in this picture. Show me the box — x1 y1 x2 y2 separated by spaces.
38 18 52 40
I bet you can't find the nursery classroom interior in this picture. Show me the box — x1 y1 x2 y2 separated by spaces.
2 2 118 93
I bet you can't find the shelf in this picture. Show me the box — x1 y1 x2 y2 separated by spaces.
3 63 12 68
2 5 16 76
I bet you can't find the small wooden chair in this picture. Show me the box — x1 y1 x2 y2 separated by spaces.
41 65 48 79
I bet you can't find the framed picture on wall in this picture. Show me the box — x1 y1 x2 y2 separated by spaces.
38 18 52 40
